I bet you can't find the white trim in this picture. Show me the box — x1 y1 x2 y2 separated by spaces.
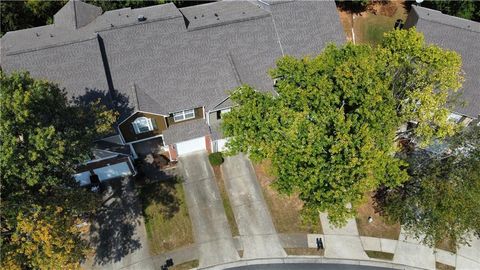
86 154 118 164
210 96 231 112
128 134 164 145
126 156 137 176
97 134 123 144
117 110 168 126
257 0 270 5
129 144 138 159
173 109 195 122
117 127 127 144
132 117 154 134
211 105 233 112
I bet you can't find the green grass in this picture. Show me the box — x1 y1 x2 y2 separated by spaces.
212 166 239 236
139 178 194 255
365 250 394 260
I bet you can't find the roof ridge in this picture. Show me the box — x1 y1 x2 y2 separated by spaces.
413 6 480 33
72 0 78 29
131 83 140 109
134 85 164 112
4 35 97 56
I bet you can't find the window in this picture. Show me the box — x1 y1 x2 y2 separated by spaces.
132 117 154 134
216 108 231 120
173 109 195 122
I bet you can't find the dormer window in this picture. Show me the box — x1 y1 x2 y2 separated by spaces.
132 117 154 134
173 109 195 122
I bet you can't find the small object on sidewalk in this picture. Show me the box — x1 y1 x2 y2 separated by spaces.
166 258 174 267
368 216 373 223
316 237 324 250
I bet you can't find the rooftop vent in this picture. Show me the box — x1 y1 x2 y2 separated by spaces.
138 15 147 22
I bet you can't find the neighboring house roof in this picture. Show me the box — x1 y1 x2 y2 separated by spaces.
1 0 345 120
405 6 480 119
162 119 210 145
93 140 132 156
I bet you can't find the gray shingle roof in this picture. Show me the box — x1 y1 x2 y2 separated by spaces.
162 119 210 145
406 6 480 119
1 0 345 118
54 0 102 29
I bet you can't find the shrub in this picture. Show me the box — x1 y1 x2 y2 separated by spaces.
208 152 224 166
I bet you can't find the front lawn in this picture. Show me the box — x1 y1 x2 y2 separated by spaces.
337 0 408 45
254 161 323 234
139 177 194 255
356 193 400 240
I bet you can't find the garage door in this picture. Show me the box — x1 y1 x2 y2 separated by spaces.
176 137 206 156
93 162 132 181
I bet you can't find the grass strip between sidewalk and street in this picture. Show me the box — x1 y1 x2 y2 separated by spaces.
139 177 194 255
365 250 394 260
435 262 455 270
171 260 199 270
285 248 325 256
212 165 240 236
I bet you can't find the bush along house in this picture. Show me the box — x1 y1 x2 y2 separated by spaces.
0 0 345 184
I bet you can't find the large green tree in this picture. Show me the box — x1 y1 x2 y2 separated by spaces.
222 28 463 225
0 71 117 269
375 125 480 248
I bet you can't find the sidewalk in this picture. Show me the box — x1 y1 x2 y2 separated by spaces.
312 213 480 270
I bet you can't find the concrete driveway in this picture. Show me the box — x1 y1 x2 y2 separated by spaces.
178 151 239 267
221 153 286 259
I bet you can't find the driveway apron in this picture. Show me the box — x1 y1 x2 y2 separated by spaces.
178 151 239 267
221 153 286 259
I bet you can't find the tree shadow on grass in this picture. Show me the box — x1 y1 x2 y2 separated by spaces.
89 177 143 265
137 171 181 221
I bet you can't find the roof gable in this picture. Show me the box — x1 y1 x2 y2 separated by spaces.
54 0 102 29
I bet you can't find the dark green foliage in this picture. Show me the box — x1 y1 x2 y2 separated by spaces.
0 71 117 268
423 0 480 22
375 125 480 248
222 29 463 226
336 0 371 13
208 152 224 166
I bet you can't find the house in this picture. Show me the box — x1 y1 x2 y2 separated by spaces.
0 0 345 181
405 5 480 125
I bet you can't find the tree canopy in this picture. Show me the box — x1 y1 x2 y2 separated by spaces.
0 71 117 269
375 125 480 248
222 28 463 225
